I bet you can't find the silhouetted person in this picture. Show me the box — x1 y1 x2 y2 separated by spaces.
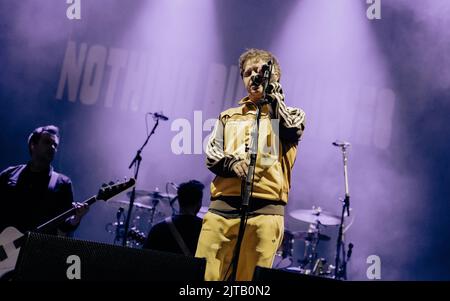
0 125 88 280
143 180 204 256
0 125 88 235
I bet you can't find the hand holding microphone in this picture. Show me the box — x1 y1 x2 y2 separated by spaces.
250 63 271 86
265 82 285 104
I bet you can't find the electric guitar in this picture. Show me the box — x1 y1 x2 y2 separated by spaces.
0 178 136 278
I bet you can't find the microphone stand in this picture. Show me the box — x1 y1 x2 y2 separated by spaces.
229 62 273 281
122 116 161 247
334 143 351 279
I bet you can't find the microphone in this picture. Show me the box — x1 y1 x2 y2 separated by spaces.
251 74 264 86
332 140 351 148
250 62 272 86
347 243 354 261
149 112 169 121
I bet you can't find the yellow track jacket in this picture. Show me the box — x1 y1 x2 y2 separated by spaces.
206 97 306 204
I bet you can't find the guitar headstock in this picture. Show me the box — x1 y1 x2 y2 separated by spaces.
97 178 136 201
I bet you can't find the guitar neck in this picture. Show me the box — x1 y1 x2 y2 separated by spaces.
35 195 97 233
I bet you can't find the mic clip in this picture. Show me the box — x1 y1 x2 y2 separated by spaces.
149 112 169 121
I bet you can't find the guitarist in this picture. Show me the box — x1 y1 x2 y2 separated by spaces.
0 125 89 236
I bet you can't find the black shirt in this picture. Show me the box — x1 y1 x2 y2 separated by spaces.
0 164 75 234
143 215 203 256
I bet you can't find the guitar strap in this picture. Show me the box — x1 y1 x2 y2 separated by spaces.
9 165 27 184
164 217 192 257
41 168 64 235
48 169 59 191
11 165 59 191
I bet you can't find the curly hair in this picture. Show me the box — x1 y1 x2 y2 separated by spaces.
238 48 281 81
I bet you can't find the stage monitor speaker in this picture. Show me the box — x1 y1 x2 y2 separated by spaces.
253 266 339 281
13 232 205 281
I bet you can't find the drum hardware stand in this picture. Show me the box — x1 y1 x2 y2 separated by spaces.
167 182 179 216
299 221 325 273
105 207 126 245
123 113 166 247
312 258 328 276
148 198 159 226
228 61 273 281
114 207 125 245
332 140 354 280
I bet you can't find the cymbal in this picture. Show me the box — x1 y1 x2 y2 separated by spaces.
126 190 152 198
289 209 340 226
110 199 153 210
291 231 331 241
126 190 176 200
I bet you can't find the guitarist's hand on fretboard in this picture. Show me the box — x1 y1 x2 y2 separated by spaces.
66 202 90 226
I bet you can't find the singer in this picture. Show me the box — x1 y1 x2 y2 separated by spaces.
195 48 306 281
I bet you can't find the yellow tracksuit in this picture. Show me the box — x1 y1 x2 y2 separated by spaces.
196 96 306 281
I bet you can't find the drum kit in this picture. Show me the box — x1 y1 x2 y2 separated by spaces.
103 140 353 279
104 190 351 279
102 113 353 279
105 191 349 277
105 188 178 247
273 206 346 278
